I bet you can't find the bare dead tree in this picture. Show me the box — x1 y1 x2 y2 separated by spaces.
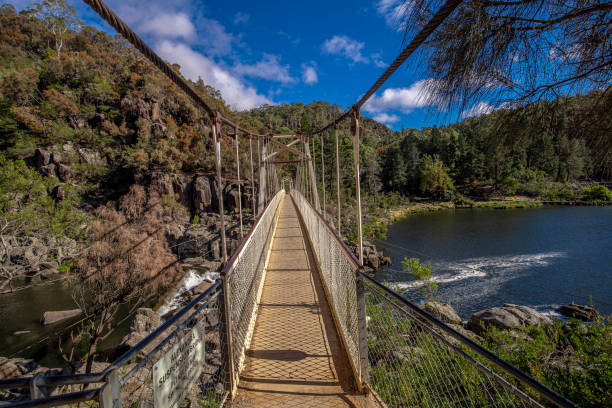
67 186 182 374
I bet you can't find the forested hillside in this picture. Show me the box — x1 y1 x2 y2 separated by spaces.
240 93 611 203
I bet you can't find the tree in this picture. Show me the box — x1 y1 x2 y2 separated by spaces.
419 154 454 198
402 257 438 302
398 1 611 110
30 0 82 57
68 186 181 374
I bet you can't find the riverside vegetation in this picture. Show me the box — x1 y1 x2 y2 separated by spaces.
0 0 610 402
364 258 612 408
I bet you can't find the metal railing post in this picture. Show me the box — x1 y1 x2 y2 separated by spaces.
356 275 369 390
321 132 326 215
249 135 255 217
351 108 364 264
304 135 321 210
99 369 121 408
219 275 236 398
29 374 43 400
234 125 243 238
213 112 228 264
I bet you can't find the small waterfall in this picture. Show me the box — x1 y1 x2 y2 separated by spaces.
157 269 220 317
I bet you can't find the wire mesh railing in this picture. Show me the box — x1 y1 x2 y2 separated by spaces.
290 189 365 387
0 281 228 408
0 191 286 408
222 189 284 396
361 274 579 408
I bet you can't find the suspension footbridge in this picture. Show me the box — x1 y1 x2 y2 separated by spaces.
0 0 581 407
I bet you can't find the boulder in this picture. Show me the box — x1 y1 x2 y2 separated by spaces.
13 330 31 336
39 163 57 178
225 187 241 213
35 148 52 167
174 175 193 209
56 163 71 181
129 308 161 334
41 309 82 325
367 252 380 269
191 281 213 295
210 178 222 212
424 302 461 324
150 172 174 196
0 360 21 380
467 304 551 334
176 228 214 258
49 184 65 201
557 304 599 321
77 147 106 166
51 151 63 164
193 176 212 211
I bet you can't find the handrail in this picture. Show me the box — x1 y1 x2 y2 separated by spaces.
290 190 362 270
0 281 222 393
0 389 101 408
221 190 285 276
360 273 581 408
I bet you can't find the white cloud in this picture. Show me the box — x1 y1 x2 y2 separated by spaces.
322 35 369 64
460 102 494 118
363 80 436 113
376 0 413 31
301 64 318 84
156 40 271 110
233 12 249 25
197 17 239 57
373 113 400 124
372 53 388 68
234 54 296 84
138 13 196 41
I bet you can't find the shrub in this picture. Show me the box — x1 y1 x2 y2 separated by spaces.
402 257 437 302
579 183 612 201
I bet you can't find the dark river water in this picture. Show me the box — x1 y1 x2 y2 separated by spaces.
374 206 612 320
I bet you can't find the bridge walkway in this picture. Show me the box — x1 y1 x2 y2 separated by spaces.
231 196 374 407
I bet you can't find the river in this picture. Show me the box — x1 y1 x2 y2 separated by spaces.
0 267 216 367
374 205 612 320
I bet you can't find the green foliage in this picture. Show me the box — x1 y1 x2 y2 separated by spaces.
402 257 438 302
579 183 612 201
196 390 220 408
419 155 454 199
480 317 611 408
58 259 72 274
192 214 199 225
0 157 85 239
364 219 387 240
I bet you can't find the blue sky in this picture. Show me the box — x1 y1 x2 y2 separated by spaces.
8 0 490 130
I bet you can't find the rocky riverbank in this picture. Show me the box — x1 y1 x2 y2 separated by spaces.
1 143 257 289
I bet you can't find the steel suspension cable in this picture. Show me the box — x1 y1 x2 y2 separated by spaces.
307 0 463 135
83 0 214 118
335 125 341 232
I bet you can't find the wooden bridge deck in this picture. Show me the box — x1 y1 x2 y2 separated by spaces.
231 197 376 407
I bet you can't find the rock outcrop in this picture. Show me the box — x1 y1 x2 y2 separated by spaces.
467 304 551 333
41 309 82 325
424 301 462 324
556 303 599 321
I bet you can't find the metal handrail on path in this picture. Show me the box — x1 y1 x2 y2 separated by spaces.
0 191 285 408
